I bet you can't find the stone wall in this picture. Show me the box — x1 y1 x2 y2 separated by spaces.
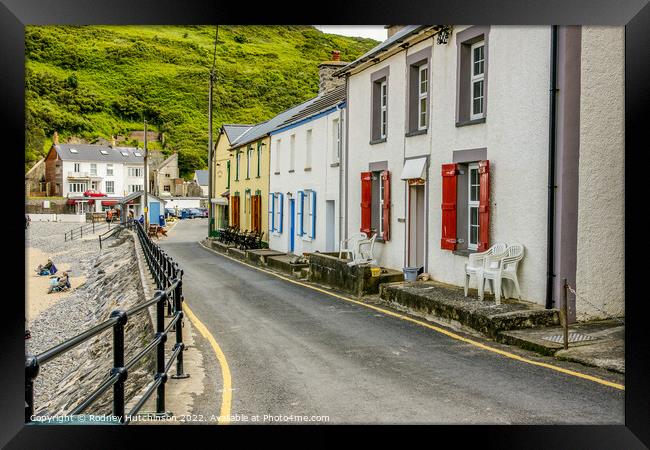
308 252 403 297
26 198 73 214
28 231 155 416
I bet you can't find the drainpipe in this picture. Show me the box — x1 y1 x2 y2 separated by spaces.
344 74 350 242
546 25 559 309
338 103 344 249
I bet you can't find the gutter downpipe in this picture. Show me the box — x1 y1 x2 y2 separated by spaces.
344 74 350 243
546 25 559 309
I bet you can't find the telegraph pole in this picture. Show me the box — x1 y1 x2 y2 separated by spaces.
144 118 149 228
207 25 219 238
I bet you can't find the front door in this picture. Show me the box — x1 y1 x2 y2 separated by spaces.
149 201 160 225
408 183 426 269
326 200 335 252
289 198 295 253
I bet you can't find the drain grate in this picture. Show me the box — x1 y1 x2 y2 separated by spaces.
542 332 597 344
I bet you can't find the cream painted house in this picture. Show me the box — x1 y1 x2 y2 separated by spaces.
336 25 624 321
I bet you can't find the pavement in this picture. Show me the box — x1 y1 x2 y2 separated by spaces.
499 321 625 373
158 218 624 425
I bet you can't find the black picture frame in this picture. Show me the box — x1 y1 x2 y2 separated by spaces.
3 0 648 447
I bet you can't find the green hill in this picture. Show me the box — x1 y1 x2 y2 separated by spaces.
25 25 378 176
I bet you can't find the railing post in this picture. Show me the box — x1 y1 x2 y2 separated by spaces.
92 220 95 234
171 278 189 379
25 355 39 423
110 310 128 423
155 291 168 414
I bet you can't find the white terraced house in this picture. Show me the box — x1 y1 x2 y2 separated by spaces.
44 138 145 214
335 25 624 321
268 85 346 256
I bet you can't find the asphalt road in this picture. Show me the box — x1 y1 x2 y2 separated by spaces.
160 218 624 425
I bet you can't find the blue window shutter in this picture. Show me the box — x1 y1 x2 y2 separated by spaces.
278 193 284 233
269 193 275 232
310 191 316 239
297 191 304 236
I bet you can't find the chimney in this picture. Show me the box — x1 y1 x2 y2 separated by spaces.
110 135 116 147
385 25 405 39
317 50 348 95
53 131 59 145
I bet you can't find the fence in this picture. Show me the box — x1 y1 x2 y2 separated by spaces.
26 220 187 424
64 218 117 242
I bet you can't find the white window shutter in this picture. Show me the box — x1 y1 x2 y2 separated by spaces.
297 191 304 236
269 193 275 232
278 193 284 233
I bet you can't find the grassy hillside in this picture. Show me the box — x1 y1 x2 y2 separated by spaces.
25 25 378 176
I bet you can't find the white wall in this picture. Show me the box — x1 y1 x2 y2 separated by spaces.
27 214 86 222
269 107 344 255
346 48 409 271
575 26 625 320
61 160 143 197
346 26 551 305
163 198 202 209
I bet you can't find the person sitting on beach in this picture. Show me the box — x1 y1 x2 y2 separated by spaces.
48 272 70 293
36 258 57 276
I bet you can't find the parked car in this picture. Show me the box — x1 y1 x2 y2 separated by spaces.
165 208 177 218
187 208 203 219
197 208 208 218
83 189 107 197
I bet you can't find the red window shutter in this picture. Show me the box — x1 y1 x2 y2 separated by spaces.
360 172 372 234
478 160 490 252
440 164 458 250
381 170 391 241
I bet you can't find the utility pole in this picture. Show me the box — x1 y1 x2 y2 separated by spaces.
207 25 219 238
144 118 149 229
208 68 214 236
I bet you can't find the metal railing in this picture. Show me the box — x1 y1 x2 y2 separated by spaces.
99 225 123 250
64 219 116 242
26 220 188 424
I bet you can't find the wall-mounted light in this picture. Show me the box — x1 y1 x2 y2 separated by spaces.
436 26 452 45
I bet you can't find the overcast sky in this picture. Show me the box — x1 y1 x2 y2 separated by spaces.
314 26 386 42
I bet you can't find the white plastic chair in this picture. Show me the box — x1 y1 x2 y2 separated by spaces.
478 243 525 304
464 243 507 297
347 233 377 266
339 232 367 260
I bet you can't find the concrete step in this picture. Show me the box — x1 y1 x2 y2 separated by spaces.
379 280 559 339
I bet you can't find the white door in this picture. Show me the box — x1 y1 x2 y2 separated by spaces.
326 200 335 252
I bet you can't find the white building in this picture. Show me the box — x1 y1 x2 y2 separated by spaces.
45 142 145 213
268 85 346 255
335 25 624 320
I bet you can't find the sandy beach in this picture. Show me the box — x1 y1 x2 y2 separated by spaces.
26 236 87 322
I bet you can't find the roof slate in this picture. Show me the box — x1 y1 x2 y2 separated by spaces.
194 170 209 186
222 124 253 143
332 25 434 76
53 144 144 163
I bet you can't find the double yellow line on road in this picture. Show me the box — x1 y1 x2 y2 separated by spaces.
183 301 233 424
196 241 624 392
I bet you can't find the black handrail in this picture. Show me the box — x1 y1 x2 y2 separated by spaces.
99 225 122 250
64 219 115 242
26 219 188 424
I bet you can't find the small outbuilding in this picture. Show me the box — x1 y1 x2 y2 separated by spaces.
118 191 166 225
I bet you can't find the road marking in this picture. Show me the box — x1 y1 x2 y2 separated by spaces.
183 300 233 424
198 241 624 391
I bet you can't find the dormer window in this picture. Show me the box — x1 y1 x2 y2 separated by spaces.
69 148 78 154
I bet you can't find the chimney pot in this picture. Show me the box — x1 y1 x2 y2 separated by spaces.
331 50 340 61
